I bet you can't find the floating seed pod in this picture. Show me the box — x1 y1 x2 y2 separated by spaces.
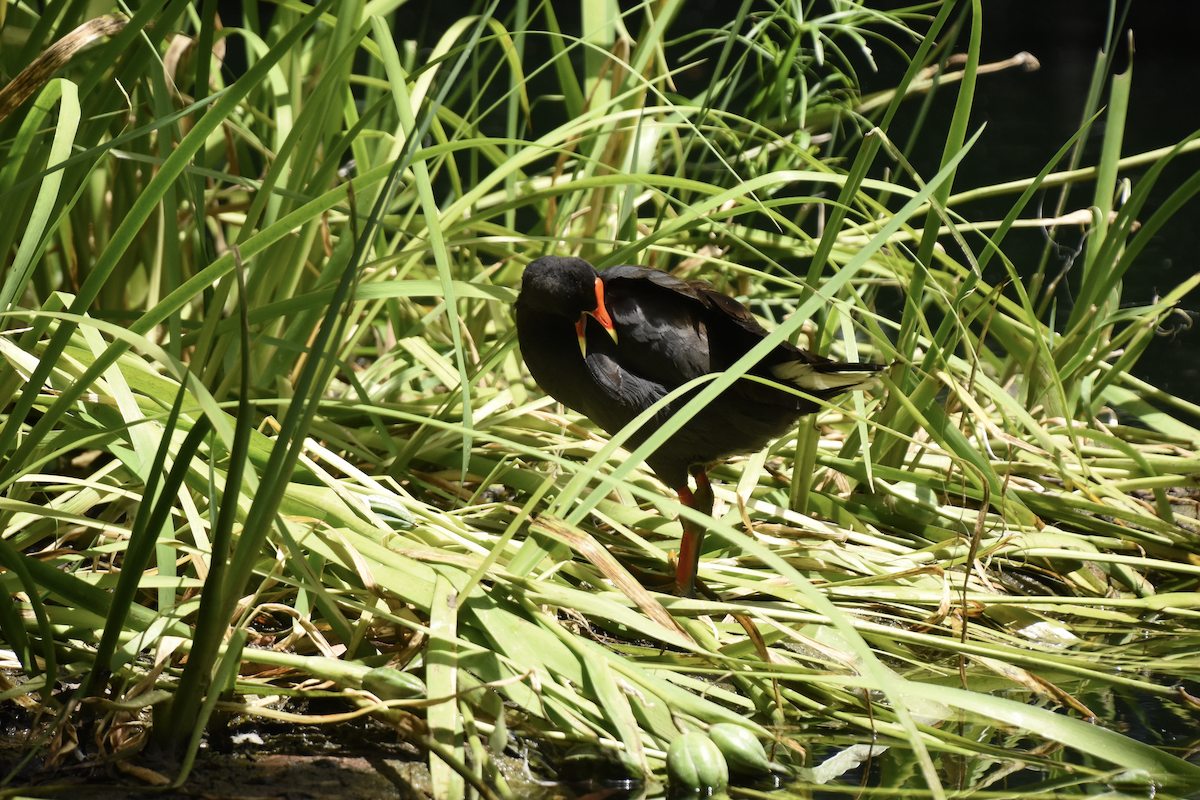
707 723 772 776
666 732 728 795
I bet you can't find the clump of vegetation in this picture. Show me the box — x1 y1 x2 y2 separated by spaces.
1 1 1198 797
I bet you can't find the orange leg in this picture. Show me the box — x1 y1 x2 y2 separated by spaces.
674 469 713 597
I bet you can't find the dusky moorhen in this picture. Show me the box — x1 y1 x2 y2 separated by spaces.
515 255 884 596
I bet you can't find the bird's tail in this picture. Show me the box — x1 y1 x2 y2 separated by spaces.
771 360 887 395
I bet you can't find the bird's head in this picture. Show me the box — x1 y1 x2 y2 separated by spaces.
519 256 616 351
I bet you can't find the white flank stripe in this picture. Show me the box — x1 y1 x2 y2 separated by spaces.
770 362 880 392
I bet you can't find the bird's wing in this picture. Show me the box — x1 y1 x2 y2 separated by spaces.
601 265 705 300
580 351 671 440
598 265 882 405
598 267 713 385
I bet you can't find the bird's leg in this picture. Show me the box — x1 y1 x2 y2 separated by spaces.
675 468 713 597
691 467 714 513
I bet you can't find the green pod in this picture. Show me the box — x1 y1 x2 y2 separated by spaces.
666 732 728 795
361 667 426 700
708 724 771 776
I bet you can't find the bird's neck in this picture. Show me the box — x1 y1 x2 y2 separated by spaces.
515 305 595 411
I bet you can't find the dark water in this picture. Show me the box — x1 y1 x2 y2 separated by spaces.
793 677 1200 797
877 1 1200 407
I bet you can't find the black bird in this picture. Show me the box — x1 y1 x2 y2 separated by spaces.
515 255 884 596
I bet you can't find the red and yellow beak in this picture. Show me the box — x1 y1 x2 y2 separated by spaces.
576 276 617 355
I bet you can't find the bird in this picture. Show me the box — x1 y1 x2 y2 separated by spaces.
515 255 885 596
